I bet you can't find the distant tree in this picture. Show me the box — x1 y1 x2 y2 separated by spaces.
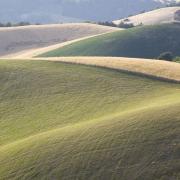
157 52 174 61
137 23 143 26
140 10 146 14
118 22 134 28
84 21 94 24
123 18 130 22
97 21 117 27
174 10 180 21
166 2 180 7
0 22 33 27
174 56 180 63
97 21 135 28
0 23 4 27
6 22 12 27
128 14 133 17
15 22 30 26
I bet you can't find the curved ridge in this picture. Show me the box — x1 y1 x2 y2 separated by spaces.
34 57 180 83
1 92 179 152
0 96 179 180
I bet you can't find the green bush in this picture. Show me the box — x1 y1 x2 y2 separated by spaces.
97 21 117 27
174 56 180 63
157 52 174 61
118 22 134 28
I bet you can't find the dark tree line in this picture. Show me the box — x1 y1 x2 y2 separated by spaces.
97 21 135 29
166 2 180 7
97 21 117 27
0 22 41 27
157 52 180 63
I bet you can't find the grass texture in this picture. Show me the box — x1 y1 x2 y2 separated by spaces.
0 60 180 180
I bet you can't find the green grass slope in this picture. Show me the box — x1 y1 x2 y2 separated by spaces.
174 57 180 63
38 24 180 59
0 60 180 180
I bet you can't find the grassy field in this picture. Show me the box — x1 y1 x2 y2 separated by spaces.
38 24 180 59
0 60 180 179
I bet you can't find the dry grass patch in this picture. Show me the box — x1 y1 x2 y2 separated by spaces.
33 57 180 82
113 7 180 26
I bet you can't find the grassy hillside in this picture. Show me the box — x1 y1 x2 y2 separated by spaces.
0 60 180 179
35 57 180 82
38 24 180 59
0 23 118 57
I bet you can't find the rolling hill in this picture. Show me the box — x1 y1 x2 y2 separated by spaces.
33 57 180 82
0 23 118 57
113 7 180 26
0 60 180 180
38 24 180 59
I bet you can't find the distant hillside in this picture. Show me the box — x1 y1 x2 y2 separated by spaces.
0 23 118 57
38 24 180 59
0 0 164 23
113 7 180 26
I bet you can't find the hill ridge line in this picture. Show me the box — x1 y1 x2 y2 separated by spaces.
1 97 179 152
2 57 179 83
113 7 180 26
41 57 180 83
1 30 121 59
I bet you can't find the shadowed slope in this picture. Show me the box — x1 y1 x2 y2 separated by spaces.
38 24 180 59
32 57 180 82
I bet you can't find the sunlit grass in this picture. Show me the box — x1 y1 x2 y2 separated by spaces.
0 60 180 179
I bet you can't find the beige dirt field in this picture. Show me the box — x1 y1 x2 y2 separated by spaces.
0 23 119 57
113 7 180 26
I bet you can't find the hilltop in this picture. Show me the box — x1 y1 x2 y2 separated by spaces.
113 7 180 26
